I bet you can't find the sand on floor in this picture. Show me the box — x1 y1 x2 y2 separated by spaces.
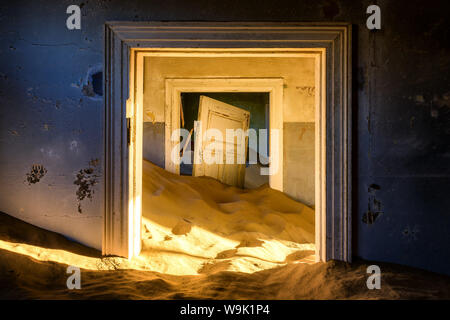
139 159 315 275
1 160 450 299
1 211 450 299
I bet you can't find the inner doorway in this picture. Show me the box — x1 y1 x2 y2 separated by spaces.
180 94 262 189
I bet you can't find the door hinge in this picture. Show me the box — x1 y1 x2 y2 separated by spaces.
126 118 131 145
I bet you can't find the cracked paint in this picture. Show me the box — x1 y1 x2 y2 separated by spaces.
74 159 100 213
25 164 47 185
81 64 103 100
362 184 383 225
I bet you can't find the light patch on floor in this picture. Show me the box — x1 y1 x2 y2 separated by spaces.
1 211 449 299
140 159 315 275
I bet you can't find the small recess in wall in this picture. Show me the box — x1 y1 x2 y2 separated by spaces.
81 64 103 100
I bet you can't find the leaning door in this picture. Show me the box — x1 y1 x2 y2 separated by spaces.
193 96 250 188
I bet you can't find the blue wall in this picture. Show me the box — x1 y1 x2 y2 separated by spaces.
0 0 449 274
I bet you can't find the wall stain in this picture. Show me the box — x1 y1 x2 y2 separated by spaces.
411 91 450 119
362 184 383 225
145 111 156 123
410 116 415 128
298 127 307 141
74 158 100 213
402 225 419 242
8 129 19 136
296 86 315 96
26 164 47 185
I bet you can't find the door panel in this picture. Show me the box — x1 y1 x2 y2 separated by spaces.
193 96 250 187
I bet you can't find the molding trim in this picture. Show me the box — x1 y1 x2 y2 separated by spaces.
103 22 352 262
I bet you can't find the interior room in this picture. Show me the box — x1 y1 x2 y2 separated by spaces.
1 4 450 301
138 55 317 275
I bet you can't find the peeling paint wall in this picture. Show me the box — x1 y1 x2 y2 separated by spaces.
0 0 449 275
0 0 105 249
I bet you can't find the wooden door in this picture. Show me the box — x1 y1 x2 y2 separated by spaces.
193 96 250 187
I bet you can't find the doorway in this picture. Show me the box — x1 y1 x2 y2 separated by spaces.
178 93 267 186
164 77 284 192
103 22 352 265
136 50 322 273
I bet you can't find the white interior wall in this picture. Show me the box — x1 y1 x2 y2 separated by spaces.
143 57 315 123
143 56 316 206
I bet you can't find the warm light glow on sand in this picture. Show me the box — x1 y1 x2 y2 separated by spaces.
0 160 315 276
1 213 449 300
139 216 315 275
0 240 110 270
139 160 316 276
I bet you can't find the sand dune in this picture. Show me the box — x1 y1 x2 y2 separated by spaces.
1 212 450 299
139 160 315 275
1 161 449 300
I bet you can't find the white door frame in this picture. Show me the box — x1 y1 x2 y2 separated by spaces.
103 22 352 263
